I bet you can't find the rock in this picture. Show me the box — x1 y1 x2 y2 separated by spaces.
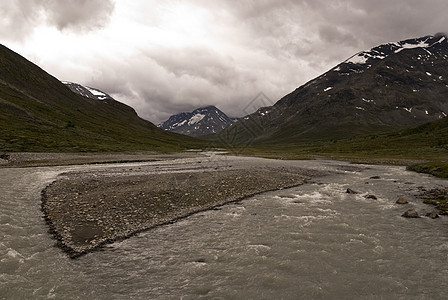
426 211 439 219
370 176 381 179
346 188 359 194
396 198 408 204
402 208 419 218
365 194 377 200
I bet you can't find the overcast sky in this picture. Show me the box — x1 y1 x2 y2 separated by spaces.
1 0 448 124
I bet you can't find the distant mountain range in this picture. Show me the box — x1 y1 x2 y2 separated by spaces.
216 34 448 144
0 44 201 152
158 106 237 137
2 34 448 152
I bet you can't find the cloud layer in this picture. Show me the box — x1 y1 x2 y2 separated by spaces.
0 0 115 40
2 0 448 123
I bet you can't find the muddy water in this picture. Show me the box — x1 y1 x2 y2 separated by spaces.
1 157 447 299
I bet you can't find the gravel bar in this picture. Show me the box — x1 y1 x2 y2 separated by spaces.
40 155 325 258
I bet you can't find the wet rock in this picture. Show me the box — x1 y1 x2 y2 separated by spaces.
0 153 10 160
365 194 377 200
346 188 359 194
425 211 439 219
396 198 408 204
402 209 419 218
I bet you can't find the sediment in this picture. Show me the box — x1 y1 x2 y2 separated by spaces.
41 162 322 258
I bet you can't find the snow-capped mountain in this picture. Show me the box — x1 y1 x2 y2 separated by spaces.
62 81 113 101
158 106 236 137
218 34 448 143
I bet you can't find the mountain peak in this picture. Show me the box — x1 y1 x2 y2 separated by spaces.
159 106 235 137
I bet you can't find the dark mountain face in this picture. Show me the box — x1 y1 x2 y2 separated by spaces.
0 44 201 152
219 34 448 144
159 106 236 137
63 81 113 101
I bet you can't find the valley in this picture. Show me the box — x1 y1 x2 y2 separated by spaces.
2 0 448 298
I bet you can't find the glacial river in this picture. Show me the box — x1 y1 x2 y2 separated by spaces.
1 157 448 299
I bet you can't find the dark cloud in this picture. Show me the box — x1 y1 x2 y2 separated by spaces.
0 0 44 41
0 0 114 41
45 0 115 32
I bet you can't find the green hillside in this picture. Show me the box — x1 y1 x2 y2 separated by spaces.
234 116 448 169
0 44 204 152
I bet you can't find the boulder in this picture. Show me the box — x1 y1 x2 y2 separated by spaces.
402 208 419 218
346 188 359 194
396 198 408 204
426 211 439 219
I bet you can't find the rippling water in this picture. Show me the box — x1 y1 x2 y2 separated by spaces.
1 158 448 299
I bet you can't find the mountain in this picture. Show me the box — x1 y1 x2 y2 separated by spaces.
0 44 202 152
158 106 236 137
63 81 113 101
216 34 448 144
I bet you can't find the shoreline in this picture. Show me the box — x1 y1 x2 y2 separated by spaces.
0 152 204 168
39 155 327 258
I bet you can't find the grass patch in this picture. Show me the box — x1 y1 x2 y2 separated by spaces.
419 188 448 212
407 162 448 178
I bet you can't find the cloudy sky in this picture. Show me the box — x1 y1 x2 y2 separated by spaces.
1 0 447 123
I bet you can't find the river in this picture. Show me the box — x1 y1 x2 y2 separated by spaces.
1 157 447 299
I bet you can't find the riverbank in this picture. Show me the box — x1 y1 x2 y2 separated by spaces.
40 154 326 258
0 152 202 167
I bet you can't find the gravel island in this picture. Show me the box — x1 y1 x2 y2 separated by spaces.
40 153 325 258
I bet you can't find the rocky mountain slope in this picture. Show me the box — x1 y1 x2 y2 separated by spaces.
159 106 236 137
63 81 113 101
0 44 202 152
218 34 448 144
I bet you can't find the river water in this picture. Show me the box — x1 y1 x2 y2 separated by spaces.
1 157 448 299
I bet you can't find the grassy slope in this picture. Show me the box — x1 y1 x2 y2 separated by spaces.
0 45 205 152
220 116 448 177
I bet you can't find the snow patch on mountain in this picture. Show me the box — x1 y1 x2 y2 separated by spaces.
188 113 205 125
394 40 431 53
85 86 106 97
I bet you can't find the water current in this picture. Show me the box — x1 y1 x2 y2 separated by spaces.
1 157 447 299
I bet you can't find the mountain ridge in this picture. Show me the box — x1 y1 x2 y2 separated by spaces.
159 105 236 137
215 34 448 144
0 44 202 152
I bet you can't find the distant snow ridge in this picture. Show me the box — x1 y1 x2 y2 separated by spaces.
344 34 447 66
62 81 113 101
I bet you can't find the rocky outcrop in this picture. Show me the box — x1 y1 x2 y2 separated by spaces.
425 211 439 219
402 208 419 218
346 188 359 194
396 198 408 204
